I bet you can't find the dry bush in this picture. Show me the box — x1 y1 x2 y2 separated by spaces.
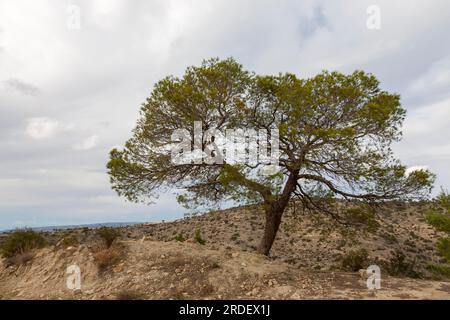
59 235 79 248
4 251 35 266
93 246 123 271
1 229 47 258
341 248 369 271
96 227 121 248
1 229 48 266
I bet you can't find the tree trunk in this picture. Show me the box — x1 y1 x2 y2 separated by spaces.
258 206 284 255
257 172 299 255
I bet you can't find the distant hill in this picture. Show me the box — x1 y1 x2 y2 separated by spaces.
0 222 143 234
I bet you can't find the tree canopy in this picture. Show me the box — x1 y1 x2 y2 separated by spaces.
107 57 435 255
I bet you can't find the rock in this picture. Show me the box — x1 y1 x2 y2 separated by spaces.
231 252 239 258
268 279 278 286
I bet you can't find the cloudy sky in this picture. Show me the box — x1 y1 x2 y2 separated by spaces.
0 0 449 230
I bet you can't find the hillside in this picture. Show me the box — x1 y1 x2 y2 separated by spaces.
1 202 450 299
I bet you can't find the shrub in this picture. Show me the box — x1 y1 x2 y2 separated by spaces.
93 246 123 271
175 234 186 242
194 229 206 245
0 229 47 258
384 250 421 278
96 227 121 248
60 235 79 248
343 207 379 232
341 248 369 271
380 232 398 244
426 263 450 278
437 237 450 262
426 212 450 233
436 188 450 212
4 251 36 266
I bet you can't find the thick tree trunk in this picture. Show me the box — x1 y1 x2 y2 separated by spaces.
258 206 283 255
257 171 299 255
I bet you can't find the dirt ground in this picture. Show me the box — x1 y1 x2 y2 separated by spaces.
1 202 450 300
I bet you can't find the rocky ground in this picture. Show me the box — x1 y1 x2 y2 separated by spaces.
1 201 450 299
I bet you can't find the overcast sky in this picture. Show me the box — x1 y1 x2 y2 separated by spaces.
0 0 449 230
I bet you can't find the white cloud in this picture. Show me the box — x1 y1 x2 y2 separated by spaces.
25 117 60 139
1 0 450 229
73 134 99 151
1 78 40 96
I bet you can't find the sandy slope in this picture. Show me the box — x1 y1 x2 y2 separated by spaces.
0 239 449 300
1 202 450 299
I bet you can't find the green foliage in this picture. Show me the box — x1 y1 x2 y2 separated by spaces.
436 188 450 212
343 207 379 232
107 57 434 209
0 229 48 258
426 189 450 263
426 212 450 233
437 237 450 263
194 229 206 245
106 57 435 255
384 250 420 278
426 263 450 278
175 233 186 242
341 248 369 271
96 227 121 248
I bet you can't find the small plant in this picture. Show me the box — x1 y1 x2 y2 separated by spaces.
4 251 36 266
384 250 421 278
194 229 206 245
93 246 123 271
426 189 450 266
426 212 450 233
380 232 398 244
175 233 186 242
436 188 450 212
96 227 121 248
341 248 369 271
437 237 450 263
426 263 450 278
343 207 379 232
0 229 47 258
60 235 79 248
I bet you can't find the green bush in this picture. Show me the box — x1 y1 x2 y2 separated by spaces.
175 233 186 242
341 248 369 271
436 188 450 212
384 250 421 278
0 229 48 258
426 212 450 233
342 207 379 232
96 227 121 248
437 237 450 262
426 263 450 278
194 229 206 245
